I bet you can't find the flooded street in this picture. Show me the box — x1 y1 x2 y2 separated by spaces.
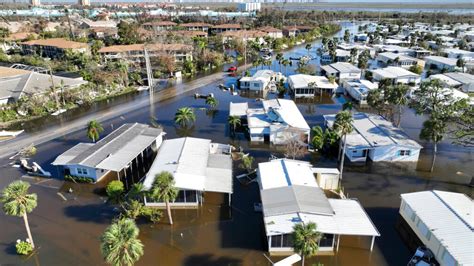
0 22 472 266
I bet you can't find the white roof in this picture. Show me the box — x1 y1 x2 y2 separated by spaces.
311 167 340 175
324 112 422 149
258 159 318 190
288 74 338 90
229 102 248 117
401 190 473 265
425 56 458 67
143 137 232 193
264 199 380 237
322 62 361 74
239 69 274 83
371 66 419 79
262 99 310 130
377 52 417 62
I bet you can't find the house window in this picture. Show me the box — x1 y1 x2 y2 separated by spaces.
319 234 334 248
282 234 293 247
77 168 88 175
399 150 411 156
270 235 281 247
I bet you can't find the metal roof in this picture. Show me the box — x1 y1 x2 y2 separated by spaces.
258 159 319 190
401 190 473 265
229 102 248 117
324 112 422 149
0 67 87 101
425 56 458 67
262 99 310 130
261 185 334 217
143 137 233 193
52 123 163 171
288 74 338 90
371 66 419 79
324 62 361 74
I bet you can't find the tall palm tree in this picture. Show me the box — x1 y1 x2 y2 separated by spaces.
174 107 196 127
333 111 353 181
276 53 284 72
228 116 241 132
205 96 219 109
149 171 178 225
87 120 104 143
281 58 291 76
1 181 37 248
387 84 410 127
293 222 321 266
100 218 144 266
305 43 312 57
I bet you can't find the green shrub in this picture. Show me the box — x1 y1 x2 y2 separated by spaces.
64 174 94 184
15 240 33 255
106 180 125 203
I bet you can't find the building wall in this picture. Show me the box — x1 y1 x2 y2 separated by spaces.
399 200 457 266
369 145 420 162
64 165 99 180
317 173 339 190
339 72 361 81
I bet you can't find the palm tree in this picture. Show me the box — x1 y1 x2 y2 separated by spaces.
87 120 104 143
205 96 219 109
456 58 465 73
311 126 324 150
174 107 196 127
149 171 178 225
228 116 241 132
333 111 353 181
387 84 410 127
342 101 353 113
1 181 37 248
276 53 284 72
281 58 291 76
292 222 321 266
100 218 144 266
305 43 312 57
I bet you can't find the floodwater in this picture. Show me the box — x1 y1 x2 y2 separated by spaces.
0 22 473 265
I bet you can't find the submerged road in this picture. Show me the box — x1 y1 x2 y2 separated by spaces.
0 67 248 159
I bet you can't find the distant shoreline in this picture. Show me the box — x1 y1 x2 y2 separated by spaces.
272 2 474 10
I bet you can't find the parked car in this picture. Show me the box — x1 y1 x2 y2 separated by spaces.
228 66 237 72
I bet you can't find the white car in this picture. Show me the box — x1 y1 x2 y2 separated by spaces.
262 54 272 61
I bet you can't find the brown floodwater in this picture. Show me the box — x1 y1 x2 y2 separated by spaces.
0 21 473 266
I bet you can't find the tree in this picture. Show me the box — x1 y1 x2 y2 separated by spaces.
305 43 312 57
1 181 37 248
452 105 473 147
386 84 410 127
117 21 141 45
239 154 254 174
292 222 321 266
343 29 350 43
281 58 291 76
411 79 468 172
149 171 178 225
349 48 357 63
333 111 353 181
409 64 423 75
284 132 307 160
87 120 104 143
205 96 219 109
174 107 196 127
276 53 284 72
456 58 465 73
311 126 325 150
106 180 125 204
100 218 144 266
228 116 241 132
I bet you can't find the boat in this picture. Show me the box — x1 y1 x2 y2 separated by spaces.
407 247 438 266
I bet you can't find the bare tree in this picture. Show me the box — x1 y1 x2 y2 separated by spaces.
282 129 307 160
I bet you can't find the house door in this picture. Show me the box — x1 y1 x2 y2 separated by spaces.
264 134 270 143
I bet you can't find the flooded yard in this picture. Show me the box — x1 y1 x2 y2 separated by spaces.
0 21 472 266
